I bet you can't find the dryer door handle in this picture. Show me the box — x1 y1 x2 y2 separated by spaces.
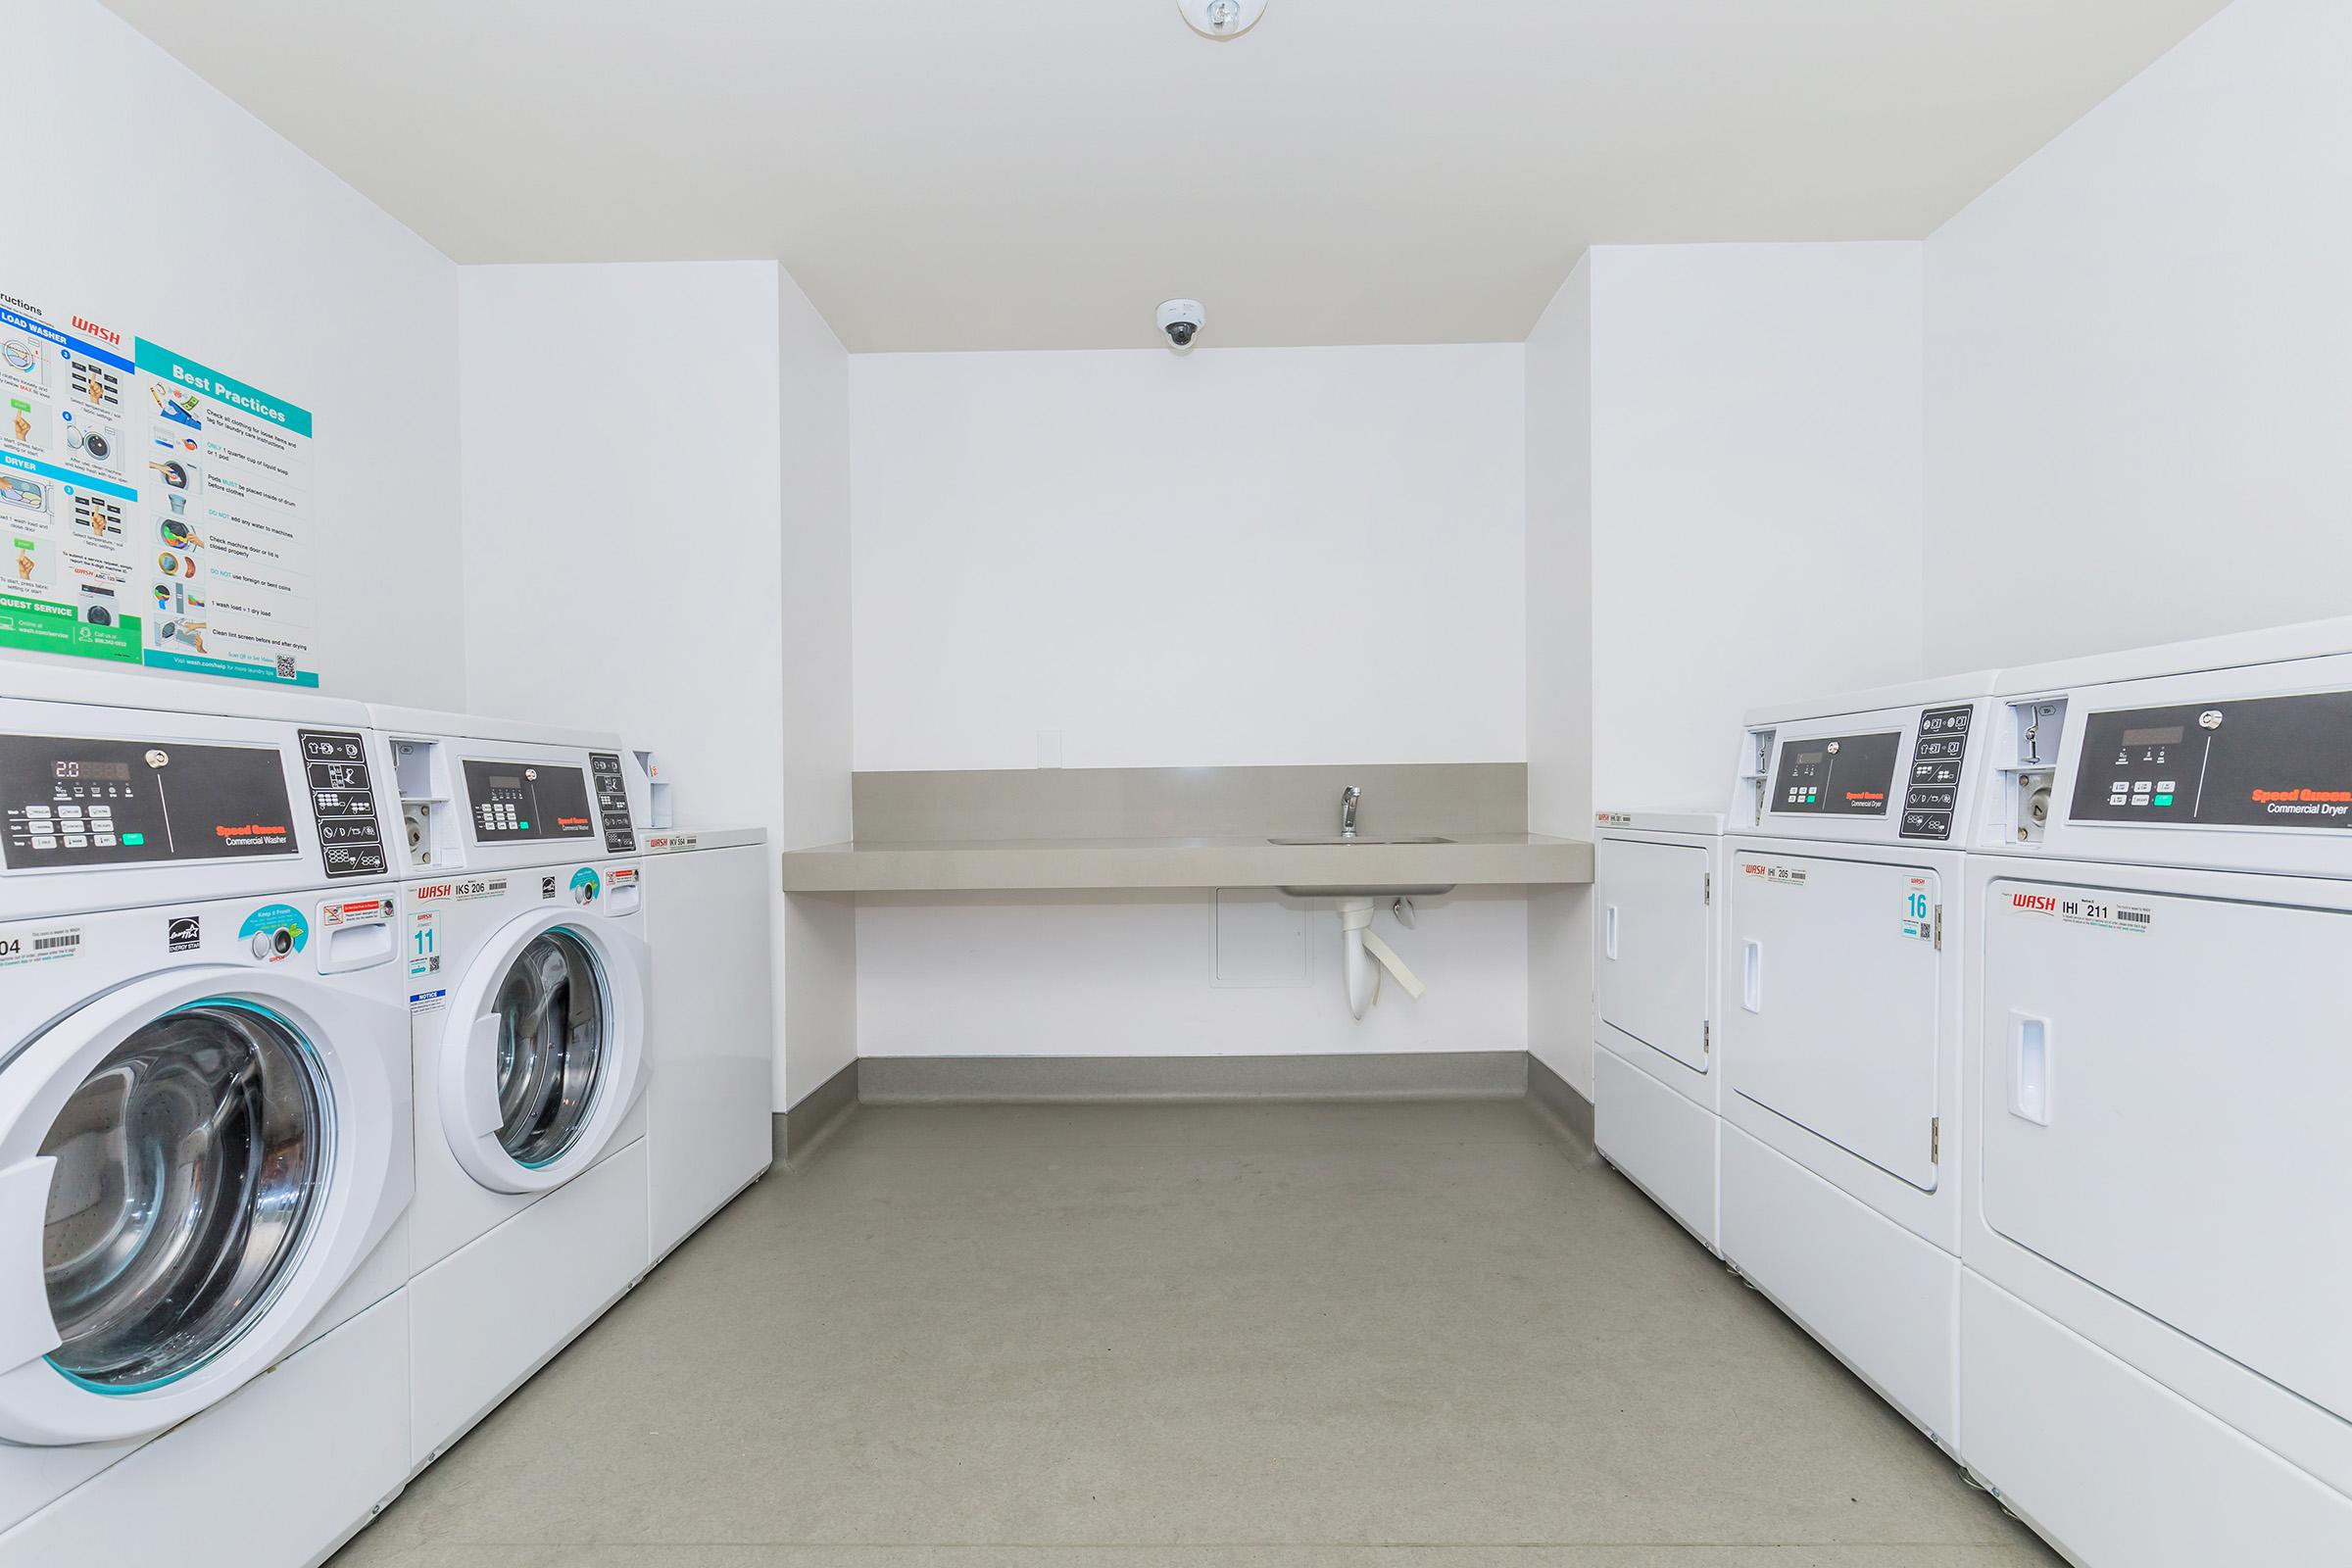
2009 1009 2052 1126
1603 904 1620 960
1740 940 1763 1013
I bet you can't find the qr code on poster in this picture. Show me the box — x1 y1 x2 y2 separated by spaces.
276 655 297 679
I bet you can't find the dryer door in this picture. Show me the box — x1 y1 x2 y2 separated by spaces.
438 906 648 1195
0 968 407 1445
1981 874 2352 1424
1595 837 1711 1072
1726 851 1942 1191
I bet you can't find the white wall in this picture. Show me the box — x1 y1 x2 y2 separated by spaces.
459 263 787 835
1925 0 2352 674
775 272 858 1107
1518 245 1926 1099
858 891 1526 1060
849 345 1527 771
1590 243 1927 808
848 342 1528 1061
460 261 856 1110
1524 259 1595 1090
3 0 464 707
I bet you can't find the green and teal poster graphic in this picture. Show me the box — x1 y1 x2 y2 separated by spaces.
0 286 318 687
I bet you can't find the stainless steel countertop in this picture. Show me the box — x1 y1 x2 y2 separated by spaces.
778 832 1592 893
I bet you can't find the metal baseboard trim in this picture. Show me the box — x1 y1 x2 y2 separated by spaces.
857 1051 1531 1104
775 1058 860 1169
1526 1053 1595 1151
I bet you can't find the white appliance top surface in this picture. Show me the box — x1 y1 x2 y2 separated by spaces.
1594 808 1725 836
0 664 369 728
1996 615 2352 699
1743 668 2002 728
362 704 621 751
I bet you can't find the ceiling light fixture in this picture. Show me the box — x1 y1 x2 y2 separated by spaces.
1179 0 1267 39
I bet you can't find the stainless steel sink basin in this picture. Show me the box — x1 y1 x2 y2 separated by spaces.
1266 835 1453 846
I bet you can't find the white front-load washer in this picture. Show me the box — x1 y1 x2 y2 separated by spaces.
362 706 651 1472
1591 808 1725 1253
0 666 410 1567
1717 672 2000 1457
1956 618 2352 1566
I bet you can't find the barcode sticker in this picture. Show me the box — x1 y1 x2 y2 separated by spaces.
0 925 80 968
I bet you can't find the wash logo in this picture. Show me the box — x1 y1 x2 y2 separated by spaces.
69 316 121 348
2010 893 2059 914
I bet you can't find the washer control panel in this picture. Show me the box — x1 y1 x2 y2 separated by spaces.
0 734 298 869
589 751 636 854
1900 705 1974 840
461 758 597 844
299 729 388 879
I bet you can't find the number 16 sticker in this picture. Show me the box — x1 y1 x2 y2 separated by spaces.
1901 875 1934 942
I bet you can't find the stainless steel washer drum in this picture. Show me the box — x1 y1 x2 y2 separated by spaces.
39 1001 329 1392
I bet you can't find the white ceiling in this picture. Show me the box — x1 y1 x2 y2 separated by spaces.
101 0 2229 352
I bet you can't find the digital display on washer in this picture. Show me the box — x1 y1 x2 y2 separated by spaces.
1770 731 1900 816
0 735 297 869
461 759 597 844
2071 691 2352 829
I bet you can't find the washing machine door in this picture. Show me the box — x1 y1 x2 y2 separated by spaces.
438 906 648 1196
0 967 408 1446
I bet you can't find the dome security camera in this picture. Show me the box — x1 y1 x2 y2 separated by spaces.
1157 298 1205 350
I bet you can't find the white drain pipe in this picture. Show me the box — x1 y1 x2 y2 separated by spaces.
1336 898 1427 1019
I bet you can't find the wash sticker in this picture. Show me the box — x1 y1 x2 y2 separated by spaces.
408 875 508 906
0 923 79 969
238 903 308 961
1740 859 1807 888
568 867 600 906
1901 875 1935 943
2002 886 2153 936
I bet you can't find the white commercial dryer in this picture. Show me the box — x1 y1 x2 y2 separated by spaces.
0 667 410 1567
639 827 773 1263
1957 618 2352 1565
1717 671 2000 1456
1591 808 1725 1253
363 706 652 1473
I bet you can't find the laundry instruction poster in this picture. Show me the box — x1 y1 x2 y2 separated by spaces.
0 285 318 687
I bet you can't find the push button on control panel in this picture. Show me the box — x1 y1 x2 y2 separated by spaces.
1900 705 1974 841
589 752 636 855
299 730 388 879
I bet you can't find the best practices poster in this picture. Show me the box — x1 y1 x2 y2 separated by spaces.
0 286 318 687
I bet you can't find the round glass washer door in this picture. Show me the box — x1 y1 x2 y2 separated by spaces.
39 1000 330 1394
488 927 611 1168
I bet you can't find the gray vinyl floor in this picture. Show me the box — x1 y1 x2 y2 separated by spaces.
331 1100 2061 1568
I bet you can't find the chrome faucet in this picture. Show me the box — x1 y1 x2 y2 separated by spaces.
1340 785 1362 839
